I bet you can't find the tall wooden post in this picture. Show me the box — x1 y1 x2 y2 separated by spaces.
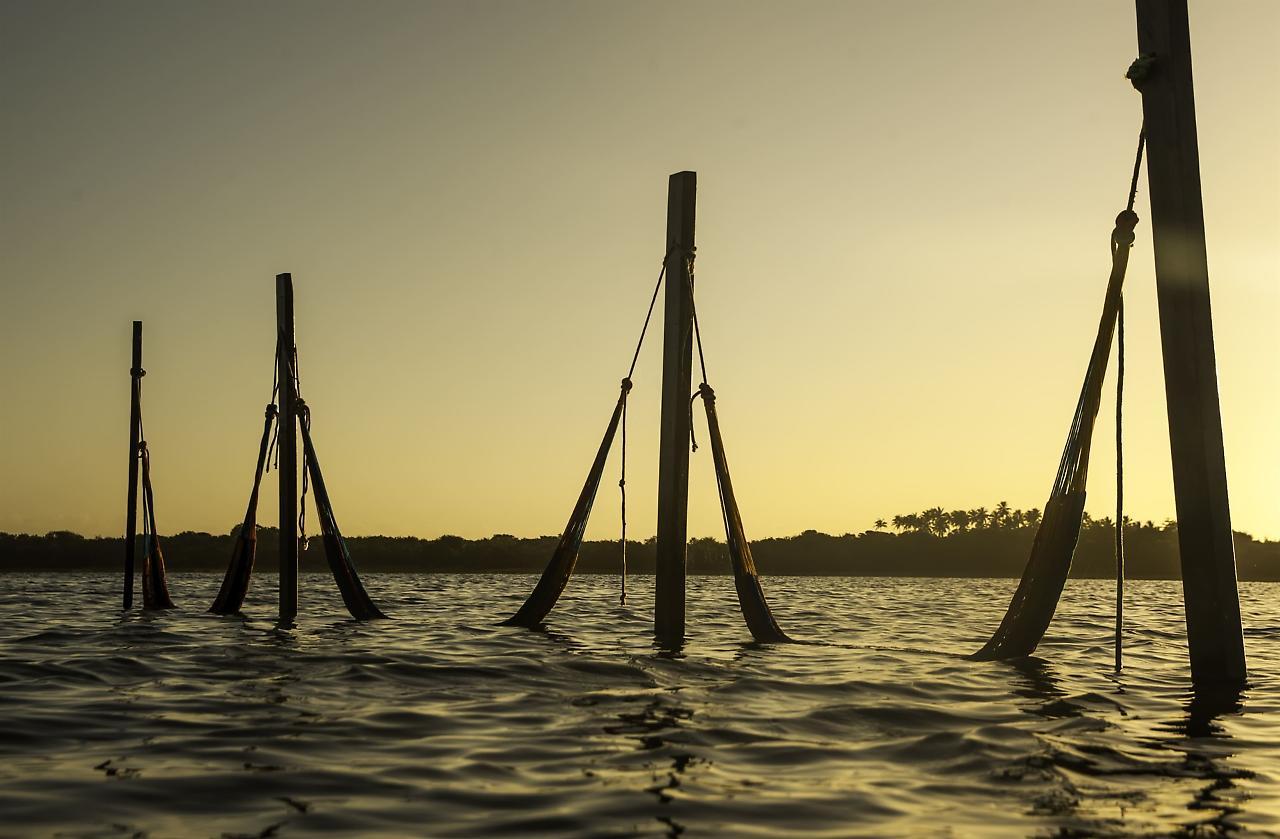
123 320 143 610
1135 0 1246 685
655 171 696 646
276 273 299 625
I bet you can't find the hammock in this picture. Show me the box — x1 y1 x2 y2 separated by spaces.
694 383 790 643
501 381 628 627
972 204 1140 661
501 246 791 641
299 405 386 621
210 404 277 615
138 442 175 610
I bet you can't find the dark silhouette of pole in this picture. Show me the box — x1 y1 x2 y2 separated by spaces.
276 273 299 625
655 171 696 646
1134 0 1245 685
123 320 143 610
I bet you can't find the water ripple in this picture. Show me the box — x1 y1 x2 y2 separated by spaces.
1 573 1277 837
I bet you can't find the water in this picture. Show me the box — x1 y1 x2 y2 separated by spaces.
1 573 1278 838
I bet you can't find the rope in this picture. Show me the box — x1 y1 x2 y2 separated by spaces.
138 441 151 546
1115 297 1125 672
1127 128 1145 213
618 381 629 606
1114 124 1142 672
626 250 673 380
612 247 680 603
677 244 711 453
266 339 282 472
296 392 309 554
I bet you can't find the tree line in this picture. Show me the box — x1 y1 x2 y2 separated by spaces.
2 504 1278 580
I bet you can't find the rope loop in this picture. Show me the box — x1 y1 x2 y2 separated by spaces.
688 386 713 453
666 240 696 268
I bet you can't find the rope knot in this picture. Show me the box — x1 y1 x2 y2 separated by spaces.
1114 209 1139 233
265 403 278 418
130 367 146 378
698 382 716 402
620 377 633 393
1112 210 1140 248
1126 54 1157 90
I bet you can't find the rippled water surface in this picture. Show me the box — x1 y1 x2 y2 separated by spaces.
2 573 1279 838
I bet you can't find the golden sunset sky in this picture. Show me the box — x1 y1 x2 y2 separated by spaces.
1 1 1276 543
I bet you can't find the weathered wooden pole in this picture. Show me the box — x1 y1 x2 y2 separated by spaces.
123 320 143 610
1134 0 1246 686
655 171 696 646
276 273 299 625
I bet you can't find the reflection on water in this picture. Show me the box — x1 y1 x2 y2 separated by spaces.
0 573 1278 837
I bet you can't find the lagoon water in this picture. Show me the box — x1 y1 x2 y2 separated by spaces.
2 573 1278 837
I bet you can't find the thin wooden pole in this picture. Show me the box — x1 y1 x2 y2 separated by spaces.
655 171 696 646
1134 0 1246 686
276 273 299 625
123 320 143 610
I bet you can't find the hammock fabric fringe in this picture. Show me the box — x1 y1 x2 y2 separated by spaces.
139 444 175 610
971 209 1138 661
210 405 277 615
697 384 790 644
502 382 628 628
299 414 386 621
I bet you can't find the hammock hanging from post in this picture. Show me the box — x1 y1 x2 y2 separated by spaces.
681 250 791 644
138 440 175 610
501 381 629 627
694 384 791 643
298 402 386 621
210 403 278 615
501 252 671 627
972 131 1144 661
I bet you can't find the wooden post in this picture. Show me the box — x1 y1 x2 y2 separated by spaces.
276 273 299 625
123 321 143 610
655 171 696 646
1135 0 1246 685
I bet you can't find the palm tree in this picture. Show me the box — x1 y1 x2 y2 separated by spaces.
922 507 949 536
993 501 1012 529
949 509 972 532
874 518 888 531
972 507 990 529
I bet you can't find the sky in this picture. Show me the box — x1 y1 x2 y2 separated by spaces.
1 1 1277 544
